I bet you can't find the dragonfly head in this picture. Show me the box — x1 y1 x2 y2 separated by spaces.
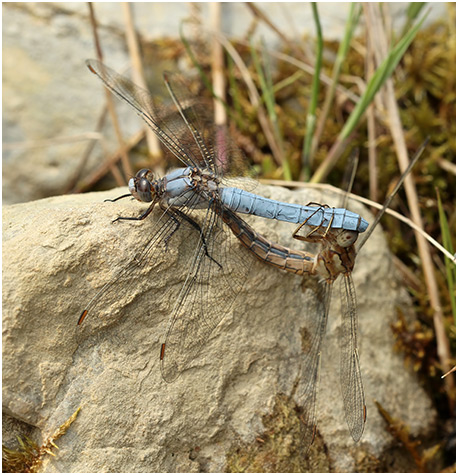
333 229 359 248
129 168 155 203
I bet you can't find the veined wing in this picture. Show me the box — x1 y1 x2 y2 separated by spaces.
87 60 255 188
86 60 210 171
78 191 211 325
163 72 258 187
294 279 332 451
340 273 366 441
160 199 251 382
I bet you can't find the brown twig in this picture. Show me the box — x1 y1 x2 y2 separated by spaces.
65 107 108 194
375 400 427 472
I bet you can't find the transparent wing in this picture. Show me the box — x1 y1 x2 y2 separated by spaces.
340 273 366 441
86 60 257 189
294 278 332 451
160 200 251 382
78 192 209 325
163 72 257 182
87 59 211 170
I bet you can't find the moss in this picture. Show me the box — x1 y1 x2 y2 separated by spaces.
225 394 329 472
2 408 80 473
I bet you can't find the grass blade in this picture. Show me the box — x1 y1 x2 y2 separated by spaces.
311 10 429 183
436 189 456 319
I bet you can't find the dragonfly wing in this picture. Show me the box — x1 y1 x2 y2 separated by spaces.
294 279 332 451
163 72 257 186
80 203 184 323
160 202 251 382
86 60 209 169
87 61 257 189
79 188 215 325
340 274 366 441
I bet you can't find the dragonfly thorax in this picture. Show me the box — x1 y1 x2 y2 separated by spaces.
315 243 356 281
189 168 219 193
129 168 157 203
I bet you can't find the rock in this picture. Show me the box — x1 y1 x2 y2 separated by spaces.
2 184 435 472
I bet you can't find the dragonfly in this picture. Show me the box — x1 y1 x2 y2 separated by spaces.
222 142 429 450
220 199 366 448
79 60 370 447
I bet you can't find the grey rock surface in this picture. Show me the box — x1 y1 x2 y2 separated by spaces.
3 184 435 472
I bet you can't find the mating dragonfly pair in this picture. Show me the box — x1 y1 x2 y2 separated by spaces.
79 60 369 449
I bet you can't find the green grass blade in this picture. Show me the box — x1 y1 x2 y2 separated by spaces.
311 10 429 183
402 3 427 37
227 55 245 130
436 189 456 320
338 11 428 142
310 3 361 168
250 39 291 180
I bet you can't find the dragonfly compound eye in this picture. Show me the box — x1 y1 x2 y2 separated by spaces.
336 230 358 248
129 176 153 202
136 168 152 179
137 177 153 202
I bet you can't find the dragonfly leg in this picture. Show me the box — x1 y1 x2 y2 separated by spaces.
160 207 182 251
104 193 132 203
165 207 222 269
304 201 330 209
292 204 334 243
111 200 158 223
292 221 321 242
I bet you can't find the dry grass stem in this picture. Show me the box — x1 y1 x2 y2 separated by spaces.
231 38 363 106
74 129 145 193
3 133 103 150
121 2 162 163
65 105 110 194
88 3 132 182
437 158 456 175
245 3 302 58
210 3 226 127
213 31 285 168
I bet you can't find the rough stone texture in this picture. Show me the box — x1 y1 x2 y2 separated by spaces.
3 184 436 472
